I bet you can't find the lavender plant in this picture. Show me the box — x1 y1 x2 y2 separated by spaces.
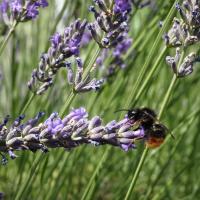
165 1 200 77
0 107 147 162
0 0 200 200
0 0 49 56
87 0 133 77
0 0 48 25
28 19 104 95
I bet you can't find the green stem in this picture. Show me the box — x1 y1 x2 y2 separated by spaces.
60 91 76 117
60 46 101 116
125 0 177 108
124 50 185 199
81 148 109 200
0 21 18 56
158 75 177 119
133 47 167 107
15 154 44 200
82 46 101 80
20 93 35 114
124 147 149 200
159 50 185 118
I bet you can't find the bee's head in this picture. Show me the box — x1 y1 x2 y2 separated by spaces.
116 107 157 127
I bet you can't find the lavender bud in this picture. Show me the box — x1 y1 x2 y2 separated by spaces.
102 37 110 47
65 62 74 85
118 138 134 144
166 56 178 75
185 35 198 46
102 133 116 140
24 134 39 143
72 123 88 138
88 116 102 130
89 133 103 140
8 150 17 159
93 0 108 13
87 23 102 45
178 52 197 77
90 126 105 134
75 57 83 85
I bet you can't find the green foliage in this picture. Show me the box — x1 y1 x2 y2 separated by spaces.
1 0 200 199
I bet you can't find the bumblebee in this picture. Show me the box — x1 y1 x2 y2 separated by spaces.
116 107 171 148
125 108 168 148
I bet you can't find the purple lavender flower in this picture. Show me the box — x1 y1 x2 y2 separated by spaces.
0 107 152 162
39 0 48 7
88 0 132 48
0 0 8 13
50 32 62 48
113 34 132 57
165 1 200 48
26 3 39 19
95 32 132 78
28 19 104 95
166 49 199 78
0 0 48 26
80 30 92 46
87 0 133 80
165 0 200 77
114 0 132 14
10 0 22 14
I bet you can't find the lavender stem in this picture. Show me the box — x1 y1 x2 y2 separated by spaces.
20 93 36 115
60 45 102 116
0 20 17 56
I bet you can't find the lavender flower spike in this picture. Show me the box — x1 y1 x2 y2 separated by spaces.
165 1 200 77
88 0 132 48
0 0 48 26
166 48 199 77
28 19 104 95
88 0 133 78
0 107 147 162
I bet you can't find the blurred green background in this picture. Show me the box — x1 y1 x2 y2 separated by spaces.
0 0 200 199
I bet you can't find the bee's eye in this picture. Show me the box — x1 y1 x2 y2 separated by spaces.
127 110 136 119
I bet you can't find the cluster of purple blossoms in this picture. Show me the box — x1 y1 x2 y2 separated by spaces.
96 32 132 78
0 107 146 163
88 0 131 48
28 19 104 95
166 48 198 78
164 1 200 77
87 0 133 78
114 0 132 14
0 0 48 27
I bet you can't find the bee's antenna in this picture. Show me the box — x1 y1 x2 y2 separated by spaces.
170 132 175 139
114 109 130 113
167 129 175 139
